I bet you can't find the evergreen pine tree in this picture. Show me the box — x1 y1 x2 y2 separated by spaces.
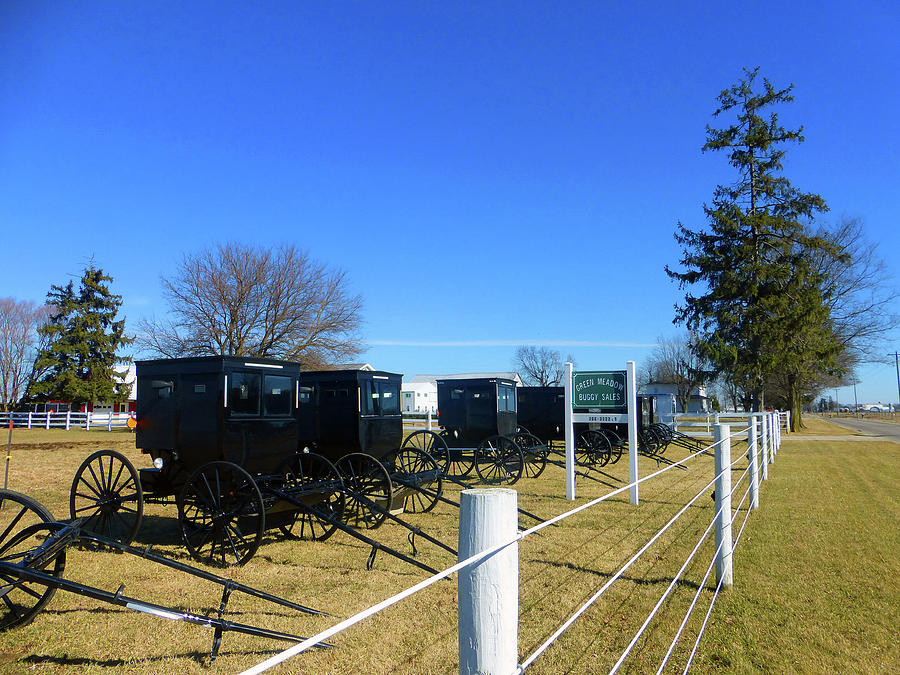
27 265 132 407
666 67 832 413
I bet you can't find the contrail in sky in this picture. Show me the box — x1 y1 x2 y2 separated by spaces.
368 339 657 348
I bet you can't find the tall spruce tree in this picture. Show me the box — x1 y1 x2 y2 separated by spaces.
27 265 132 407
666 67 831 413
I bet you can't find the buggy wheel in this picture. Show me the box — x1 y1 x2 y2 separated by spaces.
0 489 67 630
382 447 443 513
513 432 548 479
276 452 344 542
575 430 602 467
602 430 624 464
69 449 143 546
401 430 451 477
178 461 265 567
475 436 524 485
335 453 393 529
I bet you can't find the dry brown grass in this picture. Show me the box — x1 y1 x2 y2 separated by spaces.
1 428 896 674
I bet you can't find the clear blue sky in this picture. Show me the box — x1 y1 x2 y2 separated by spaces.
2 1 898 405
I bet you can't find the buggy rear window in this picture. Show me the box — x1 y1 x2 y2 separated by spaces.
263 375 293 416
230 372 260 415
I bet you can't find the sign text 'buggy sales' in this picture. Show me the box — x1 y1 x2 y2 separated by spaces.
572 370 626 410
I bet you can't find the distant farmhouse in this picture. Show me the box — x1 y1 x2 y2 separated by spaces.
639 379 710 414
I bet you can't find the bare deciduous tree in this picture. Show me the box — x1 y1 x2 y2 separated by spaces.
138 243 364 367
0 299 50 411
643 333 709 413
815 217 900 361
513 346 573 386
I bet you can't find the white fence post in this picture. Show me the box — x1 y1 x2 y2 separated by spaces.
427 409 432 431
769 413 777 458
45 411 51 430
86 412 91 430
27 412 32 429
748 417 759 511
757 415 768 482
65 411 71 431
713 425 734 589
458 488 518 675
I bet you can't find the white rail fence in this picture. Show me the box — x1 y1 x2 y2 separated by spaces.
240 411 784 675
674 410 790 435
0 411 134 430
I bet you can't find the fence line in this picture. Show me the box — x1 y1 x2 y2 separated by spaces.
521 428 753 674
240 435 723 675
240 413 793 675
0 410 134 430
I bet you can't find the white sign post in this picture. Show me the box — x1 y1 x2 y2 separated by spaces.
626 360 639 505
564 362 576 500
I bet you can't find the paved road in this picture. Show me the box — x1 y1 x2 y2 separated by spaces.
818 417 900 444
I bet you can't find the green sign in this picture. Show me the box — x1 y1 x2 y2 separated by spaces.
572 370 626 410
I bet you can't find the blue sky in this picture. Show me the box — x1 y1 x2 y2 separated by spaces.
1 1 898 405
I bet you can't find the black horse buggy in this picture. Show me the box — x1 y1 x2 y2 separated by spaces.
515 386 626 469
427 377 548 484
67 357 446 572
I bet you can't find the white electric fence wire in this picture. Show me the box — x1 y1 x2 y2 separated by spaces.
657 479 753 674
241 439 715 675
607 495 726 674
681 481 755 674
517 453 740 674
607 457 751 673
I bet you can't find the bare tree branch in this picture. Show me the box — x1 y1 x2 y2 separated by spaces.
137 242 365 365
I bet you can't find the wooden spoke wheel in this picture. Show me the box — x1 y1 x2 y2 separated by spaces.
575 430 602 467
382 446 443 513
602 430 624 464
401 430 452 477
513 432 548 479
275 452 344 542
178 461 265 567
0 489 67 630
69 449 143 546
475 436 524 486
334 453 393 530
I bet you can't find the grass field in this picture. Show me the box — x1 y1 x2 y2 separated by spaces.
0 422 896 674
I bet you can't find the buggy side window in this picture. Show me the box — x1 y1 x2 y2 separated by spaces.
451 388 464 400
263 375 293 416
298 386 313 404
230 371 260 415
378 381 400 415
152 380 173 399
361 379 376 415
497 384 516 412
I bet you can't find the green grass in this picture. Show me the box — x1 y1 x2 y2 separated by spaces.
0 430 896 673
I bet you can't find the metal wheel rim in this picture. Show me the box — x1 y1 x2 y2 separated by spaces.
0 489 67 630
383 446 442 513
276 452 344 541
69 449 143 546
476 436 523 485
178 462 265 567
335 453 392 529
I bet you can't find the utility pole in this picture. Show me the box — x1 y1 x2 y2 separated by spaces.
890 352 900 413
853 379 859 417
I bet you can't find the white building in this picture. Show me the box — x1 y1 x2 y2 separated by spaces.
640 380 709 414
401 381 437 412
401 372 524 413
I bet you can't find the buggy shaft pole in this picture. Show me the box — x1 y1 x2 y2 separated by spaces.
0 563 334 648
75 529 330 616
439 473 546 523
345 489 457 556
270 490 442 575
